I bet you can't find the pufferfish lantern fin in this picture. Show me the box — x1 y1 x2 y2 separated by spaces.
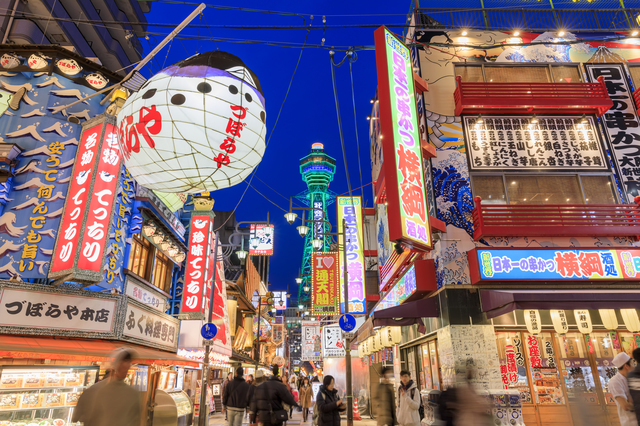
226 66 257 89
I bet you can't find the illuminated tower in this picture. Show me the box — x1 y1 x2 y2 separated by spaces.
296 143 336 305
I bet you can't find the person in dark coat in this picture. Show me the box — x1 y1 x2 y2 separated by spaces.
247 370 266 425
223 367 251 426
375 367 397 426
316 375 346 426
251 366 299 426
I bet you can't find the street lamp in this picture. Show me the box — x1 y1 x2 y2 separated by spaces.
295 277 303 285
297 225 310 237
284 211 298 224
298 304 303 310
236 249 248 260
249 236 260 249
303 285 310 292
311 238 323 250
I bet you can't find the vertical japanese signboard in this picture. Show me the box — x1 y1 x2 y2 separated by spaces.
585 64 640 202
49 114 122 283
337 196 366 314
249 224 274 256
301 320 322 361
322 324 346 358
374 26 431 251
207 238 232 356
311 252 340 316
179 214 213 318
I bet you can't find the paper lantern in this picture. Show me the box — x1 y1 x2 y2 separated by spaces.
116 51 266 193
574 310 593 334
381 326 401 347
550 310 569 335
599 309 619 330
621 309 640 332
524 309 542 336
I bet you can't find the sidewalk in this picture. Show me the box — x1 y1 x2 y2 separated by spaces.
208 409 376 426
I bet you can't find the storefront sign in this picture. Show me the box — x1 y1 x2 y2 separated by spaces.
463 116 607 171
0 285 118 336
272 291 287 310
524 309 541 336
501 343 519 387
374 27 431 251
273 323 284 346
311 252 340 316
179 214 213 317
470 248 640 282
574 309 593 334
550 310 569 335
526 335 542 368
249 224 274 256
122 300 179 351
544 341 556 368
322 324 346 358
337 196 366 314
585 64 640 202
49 114 121 283
125 277 167 312
374 266 416 312
301 320 321 361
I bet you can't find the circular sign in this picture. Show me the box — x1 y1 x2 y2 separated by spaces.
339 314 356 332
201 322 218 340
116 50 266 194
274 356 285 367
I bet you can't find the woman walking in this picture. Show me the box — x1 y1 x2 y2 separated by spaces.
316 375 346 426
299 377 312 422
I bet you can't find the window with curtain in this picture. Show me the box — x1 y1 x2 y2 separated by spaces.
128 233 153 280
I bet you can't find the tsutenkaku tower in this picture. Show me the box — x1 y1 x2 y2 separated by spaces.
296 143 336 305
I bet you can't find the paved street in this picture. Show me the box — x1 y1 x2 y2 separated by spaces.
208 410 376 426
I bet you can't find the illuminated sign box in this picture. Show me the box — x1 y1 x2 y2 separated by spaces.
468 248 640 284
373 259 436 312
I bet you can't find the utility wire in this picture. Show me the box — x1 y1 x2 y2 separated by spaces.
347 52 365 203
246 181 289 213
255 176 306 207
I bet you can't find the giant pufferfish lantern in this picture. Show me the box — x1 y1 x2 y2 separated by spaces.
116 51 266 193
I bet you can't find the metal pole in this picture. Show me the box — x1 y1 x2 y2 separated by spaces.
342 218 353 426
255 295 262 372
198 231 219 426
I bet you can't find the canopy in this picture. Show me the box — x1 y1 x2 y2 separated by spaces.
0 335 200 368
480 289 640 319
371 296 438 326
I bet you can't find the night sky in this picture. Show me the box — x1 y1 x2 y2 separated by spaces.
141 0 412 299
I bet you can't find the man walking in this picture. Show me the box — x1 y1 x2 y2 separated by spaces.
397 371 421 426
251 366 299 426
375 367 397 426
222 372 233 420
223 367 251 426
610 352 637 426
627 349 640 425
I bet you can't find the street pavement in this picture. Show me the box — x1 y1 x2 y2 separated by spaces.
208 409 376 426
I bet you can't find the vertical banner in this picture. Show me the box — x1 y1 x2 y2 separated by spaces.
179 214 212 317
374 26 431 251
49 114 122 283
585 64 640 202
311 252 340 316
249 224 274 255
301 320 322 361
337 196 366 314
210 239 231 356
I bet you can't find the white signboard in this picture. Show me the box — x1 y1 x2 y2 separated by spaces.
0 287 117 333
301 320 322 361
125 278 167 312
585 64 640 202
464 115 607 171
273 291 287 310
322 324 346 358
122 301 179 351
249 224 274 256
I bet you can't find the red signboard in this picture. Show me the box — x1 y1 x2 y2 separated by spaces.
180 215 212 315
311 252 340 316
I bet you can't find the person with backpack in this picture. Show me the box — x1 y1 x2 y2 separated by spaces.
251 366 299 426
314 375 346 426
397 371 421 426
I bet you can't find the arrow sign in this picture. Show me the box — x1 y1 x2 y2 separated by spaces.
201 322 218 340
339 314 356 332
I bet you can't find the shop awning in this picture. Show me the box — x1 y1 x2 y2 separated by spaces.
0 336 200 368
480 289 640 319
371 296 438 327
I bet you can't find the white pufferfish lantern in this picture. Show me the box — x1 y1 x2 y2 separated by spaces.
116 51 266 193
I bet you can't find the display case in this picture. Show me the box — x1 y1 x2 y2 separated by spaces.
152 389 192 426
0 365 98 426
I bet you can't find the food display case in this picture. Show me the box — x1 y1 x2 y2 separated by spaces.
0 365 98 426
152 390 192 426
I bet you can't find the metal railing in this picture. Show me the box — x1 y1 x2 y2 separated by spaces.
417 8 639 32
472 197 640 240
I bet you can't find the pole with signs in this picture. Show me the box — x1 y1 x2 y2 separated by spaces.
198 230 219 426
342 218 353 426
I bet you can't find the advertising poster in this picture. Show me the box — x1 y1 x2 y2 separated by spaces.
249 224 274 256
301 320 322 361
322 324 346 358
337 196 366 314
311 251 340 316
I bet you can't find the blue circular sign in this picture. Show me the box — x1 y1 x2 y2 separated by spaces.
201 323 218 340
339 314 356 332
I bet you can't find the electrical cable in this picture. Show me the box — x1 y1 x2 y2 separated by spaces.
246 181 289 213
347 51 365 202
255 175 306 207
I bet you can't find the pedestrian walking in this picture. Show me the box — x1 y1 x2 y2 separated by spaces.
609 352 637 426
375 367 397 426
314 375 346 426
72 348 142 426
223 367 252 426
251 366 299 426
627 348 640 425
248 370 266 426
222 372 233 420
454 367 490 426
397 371 421 426
300 377 312 422
247 374 254 385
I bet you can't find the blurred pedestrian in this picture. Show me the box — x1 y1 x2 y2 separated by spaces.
252 366 299 426
315 375 345 426
609 352 637 426
247 374 254 385
397 371 421 426
627 348 640 425
248 370 266 425
375 367 397 426
72 348 141 426
454 367 490 426
222 372 233 420
300 377 312 422
223 367 251 426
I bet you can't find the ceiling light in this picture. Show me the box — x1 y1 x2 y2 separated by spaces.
513 31 520 36
461 30 468 36
580 114 588 125
530 115 539 124
558 30 565 37
476 114 484 124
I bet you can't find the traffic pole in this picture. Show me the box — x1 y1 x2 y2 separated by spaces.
342 218 353 426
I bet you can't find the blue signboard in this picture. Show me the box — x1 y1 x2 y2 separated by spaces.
201 322 218 340
339 314 356 332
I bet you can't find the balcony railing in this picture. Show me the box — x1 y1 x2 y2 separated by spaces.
472 196 640 241
454 76 612 116
634 87 640 113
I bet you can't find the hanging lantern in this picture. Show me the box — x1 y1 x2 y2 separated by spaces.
27 53 48 69
116 50 267 194
389 326 402 345
621 309 640 332
574 309 593 334
0 53 20 69
174 251 186 263
599 309 619 330
160 236 171 251
380 327 392 348
168 244 179 257
228 298 238 337
153 231 165 245
524 309 542 336
550 310 569 335
56 58 82 76
142 220 156 237
85 72 109 89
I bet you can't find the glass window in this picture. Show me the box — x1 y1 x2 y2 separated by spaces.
629 65 640 91
421 343 432 390
496 332 532 403
618 332 640 361
128 234 153 281
153 252 172 293
590 332 621 405
524 333 565 404
472 176 506 204
551 65 582 83
428 341 440 390
555 333 599 405
580 175 617 204
484 66 551 83
507 175 582 205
